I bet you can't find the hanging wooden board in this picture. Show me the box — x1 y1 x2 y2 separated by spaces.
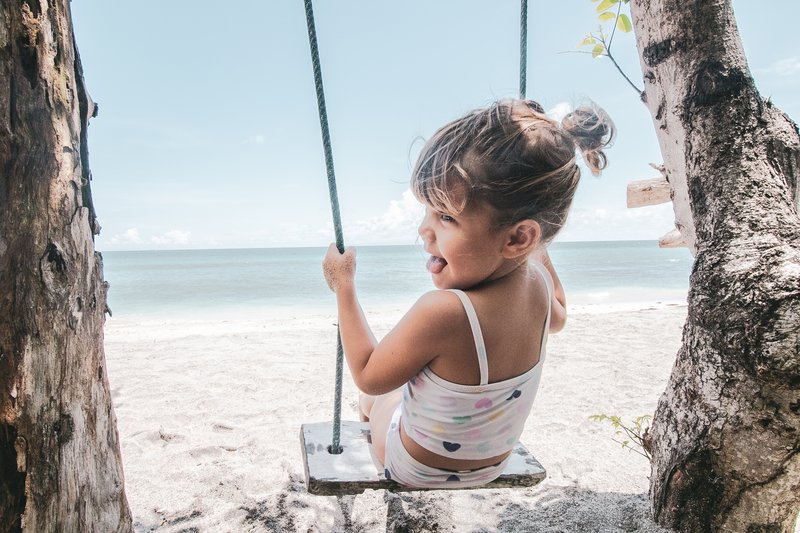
300 421 546 495
626 176 671 208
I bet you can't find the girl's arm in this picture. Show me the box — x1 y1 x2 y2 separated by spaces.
334 283 379 378
323 244 447 395
322 245 377 377
536 248 567 333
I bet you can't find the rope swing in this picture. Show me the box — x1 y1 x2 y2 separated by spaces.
302 0 531 464
303 0 347 454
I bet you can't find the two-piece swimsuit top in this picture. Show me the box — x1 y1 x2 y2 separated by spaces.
400 261 554 460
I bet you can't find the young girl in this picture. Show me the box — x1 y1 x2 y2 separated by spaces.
322 99 614 489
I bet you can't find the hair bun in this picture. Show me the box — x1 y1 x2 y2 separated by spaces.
561 104 615 175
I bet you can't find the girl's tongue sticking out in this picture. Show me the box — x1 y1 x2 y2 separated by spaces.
427 256 447 274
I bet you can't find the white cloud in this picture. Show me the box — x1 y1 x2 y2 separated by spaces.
245 134 266 144
110 227 143 245
547 102 572 122
150 230 191 246
324 189 424 245
559 203 676 241
377 189 425 231
107 228 191 248
757 57 800 77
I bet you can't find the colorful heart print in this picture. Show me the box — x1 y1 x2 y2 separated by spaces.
474 397 493 409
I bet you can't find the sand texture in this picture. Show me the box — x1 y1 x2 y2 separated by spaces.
105 304 689 532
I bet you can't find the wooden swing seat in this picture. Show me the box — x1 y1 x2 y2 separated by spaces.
301 421 546 495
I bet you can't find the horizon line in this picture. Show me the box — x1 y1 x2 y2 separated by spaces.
99 238 665 254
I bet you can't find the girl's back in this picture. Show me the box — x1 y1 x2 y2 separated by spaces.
397 260 554 473
426 261 552 387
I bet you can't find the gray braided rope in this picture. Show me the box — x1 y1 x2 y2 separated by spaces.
519 0 528 98
303 0 345 454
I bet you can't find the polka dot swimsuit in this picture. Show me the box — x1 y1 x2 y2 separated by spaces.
400 262 553 461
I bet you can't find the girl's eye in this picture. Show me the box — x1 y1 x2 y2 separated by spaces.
439 213 455 223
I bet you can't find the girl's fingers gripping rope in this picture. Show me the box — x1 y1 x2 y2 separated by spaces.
322 243 357 292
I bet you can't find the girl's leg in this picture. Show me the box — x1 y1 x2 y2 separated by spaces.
364 388 403 465
358 393 377 422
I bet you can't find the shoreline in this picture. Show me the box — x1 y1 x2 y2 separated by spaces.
105 298 688 329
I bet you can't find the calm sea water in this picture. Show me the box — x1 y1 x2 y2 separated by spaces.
101 242 693 318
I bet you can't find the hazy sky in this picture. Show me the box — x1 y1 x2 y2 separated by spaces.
70 1 799 251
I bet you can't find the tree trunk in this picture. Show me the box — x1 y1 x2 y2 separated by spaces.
0 1 132 531
630 0 800 531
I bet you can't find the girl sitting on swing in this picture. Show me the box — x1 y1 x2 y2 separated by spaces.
322 98 614 488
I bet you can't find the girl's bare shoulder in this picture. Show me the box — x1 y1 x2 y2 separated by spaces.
398 290 475 339
410 290 467 323
382 291 470 363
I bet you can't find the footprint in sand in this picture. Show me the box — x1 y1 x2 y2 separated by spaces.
131 428 187 444
189 445 239 459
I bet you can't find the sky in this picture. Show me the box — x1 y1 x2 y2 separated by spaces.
69 1 800 251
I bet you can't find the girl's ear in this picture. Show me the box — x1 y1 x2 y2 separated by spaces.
502 220 541 259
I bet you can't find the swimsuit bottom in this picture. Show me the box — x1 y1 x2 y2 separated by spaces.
382 406 509 489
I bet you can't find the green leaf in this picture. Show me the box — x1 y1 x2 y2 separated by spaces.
578 36 597 47
596 0 618 13
617 13 633 32
592 44 605 58
598 12 615 22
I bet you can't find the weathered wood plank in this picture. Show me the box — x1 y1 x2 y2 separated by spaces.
300 421 546 495
658 229 687 249
627 177 672 208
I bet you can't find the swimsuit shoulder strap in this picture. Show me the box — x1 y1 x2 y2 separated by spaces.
529 261 553 319
446 289 489 385
528 261 554 359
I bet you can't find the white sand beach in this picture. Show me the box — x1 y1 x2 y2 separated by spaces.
105 303 688 532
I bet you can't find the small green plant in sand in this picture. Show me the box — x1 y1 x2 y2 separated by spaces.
589 414 652 461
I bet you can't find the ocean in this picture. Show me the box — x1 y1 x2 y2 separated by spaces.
101 241 693 319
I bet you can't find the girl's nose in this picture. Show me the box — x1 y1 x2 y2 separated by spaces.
418 216 433 243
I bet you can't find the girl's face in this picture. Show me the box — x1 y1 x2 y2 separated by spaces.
417 198 512 290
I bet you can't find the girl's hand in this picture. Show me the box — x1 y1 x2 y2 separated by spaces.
322 244 357 293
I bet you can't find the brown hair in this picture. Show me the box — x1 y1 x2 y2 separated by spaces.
411 99 615 243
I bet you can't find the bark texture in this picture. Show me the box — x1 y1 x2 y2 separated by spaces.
631 0 800 531
0 1 132 531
